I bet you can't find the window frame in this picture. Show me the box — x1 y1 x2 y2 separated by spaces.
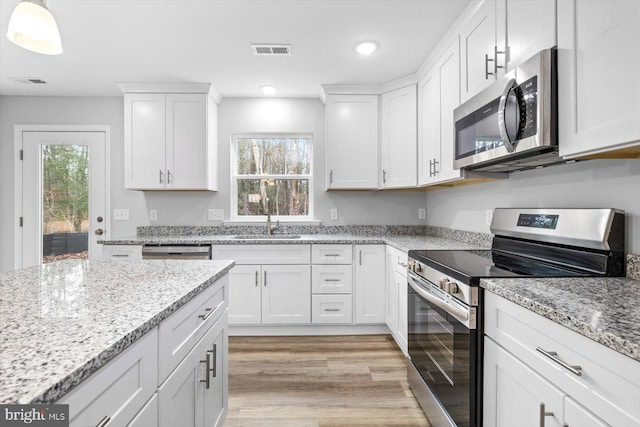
230 133 314 222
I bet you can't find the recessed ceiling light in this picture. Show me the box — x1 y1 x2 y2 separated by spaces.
261 85 277 95
354 41 379 55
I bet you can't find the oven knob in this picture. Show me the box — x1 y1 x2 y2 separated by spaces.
413 263 422 273
448 282 459 294
438 278 449 290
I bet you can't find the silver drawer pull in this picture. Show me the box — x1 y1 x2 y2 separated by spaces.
536 347 582 376
323 253 341 257
207 344 217 378
539 403 554 427
200 352 211 389
324 308 341 312
111 254 129 258
96 416 110 427
323 279 340 282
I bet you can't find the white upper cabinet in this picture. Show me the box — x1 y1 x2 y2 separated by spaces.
380 85 417 189
418 38 464 186
460 0 497 102
325 94 379 190
496 0 556 73
558 0 640 158
124 91 218 191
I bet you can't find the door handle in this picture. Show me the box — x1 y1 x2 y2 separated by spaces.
159 169 164 184
200 352 211 389
498 78 518 153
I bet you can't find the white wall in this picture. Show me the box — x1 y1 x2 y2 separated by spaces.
425 159 640 253
0 96 427 272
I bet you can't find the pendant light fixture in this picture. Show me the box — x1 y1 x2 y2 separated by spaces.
6 0 63 55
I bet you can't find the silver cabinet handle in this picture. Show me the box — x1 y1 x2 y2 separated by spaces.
324 308 341 312
159 169 164 184
536 347 582 376
358 250 362 266
323 278 340 282
96 416 110 427
382 169 387 183
200 352 211 389
264 270 267 286
111 254 128 258
433 159 439 175
167 169 172 184
494 45 506 74
428 159 433 177
208 344 217 378
255 270 259 287
329 169 333 184
198 308 213 320
539 403 554 427
485 53 496 79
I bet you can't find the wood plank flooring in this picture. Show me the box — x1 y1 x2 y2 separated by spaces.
226 335 430 427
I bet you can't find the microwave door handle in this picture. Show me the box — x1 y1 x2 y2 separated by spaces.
498 78 518 153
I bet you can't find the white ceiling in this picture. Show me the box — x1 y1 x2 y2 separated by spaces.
0 0 469 98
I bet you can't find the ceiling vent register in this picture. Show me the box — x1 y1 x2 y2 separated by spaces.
251 44 291 56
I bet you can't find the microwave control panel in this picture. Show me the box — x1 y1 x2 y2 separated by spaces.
516 76 538 140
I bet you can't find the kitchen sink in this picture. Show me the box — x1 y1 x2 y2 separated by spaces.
232 234 301 240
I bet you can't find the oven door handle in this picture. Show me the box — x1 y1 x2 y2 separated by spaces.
408 275 472 327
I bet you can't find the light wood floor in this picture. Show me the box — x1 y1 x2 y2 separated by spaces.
225 334 430 426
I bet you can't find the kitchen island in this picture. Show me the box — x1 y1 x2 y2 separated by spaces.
0 258 234 415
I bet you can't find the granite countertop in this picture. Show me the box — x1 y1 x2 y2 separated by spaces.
481 277 640 362
0 259 235 404
100 233 489 253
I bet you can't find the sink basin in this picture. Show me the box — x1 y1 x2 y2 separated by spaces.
232 234 301 240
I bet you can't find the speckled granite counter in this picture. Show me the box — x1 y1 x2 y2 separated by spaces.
480 277 640 362
0 259 234 404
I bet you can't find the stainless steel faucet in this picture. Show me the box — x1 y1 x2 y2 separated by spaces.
265 212 279 235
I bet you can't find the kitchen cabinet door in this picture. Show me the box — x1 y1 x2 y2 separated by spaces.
124 93 166 189
484 337 564 427
204 318 228 427
558 0 640 158
418 38 464 186
380 85 417 189
228 265 262 325
496 0 556 73
166 94 208 190
325 94 379 189
460 0 497 102
355 245 386 324
385 247 399 334
564 397 608 427
262 265 311 324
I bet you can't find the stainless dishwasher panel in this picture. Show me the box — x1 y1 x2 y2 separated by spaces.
142 245 212 260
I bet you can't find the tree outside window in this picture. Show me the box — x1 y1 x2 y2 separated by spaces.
232 135 312 219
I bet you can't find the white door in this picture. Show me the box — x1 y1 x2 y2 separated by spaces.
355 245 386 324
21 131 107 268
227 265 262 325
460 0 497 102
261 265 311 324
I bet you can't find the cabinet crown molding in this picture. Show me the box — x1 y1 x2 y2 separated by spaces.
117 82 222 103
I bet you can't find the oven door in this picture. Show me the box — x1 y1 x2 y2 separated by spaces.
408 273 479 427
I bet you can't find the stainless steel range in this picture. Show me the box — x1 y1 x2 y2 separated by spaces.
407 208 626 427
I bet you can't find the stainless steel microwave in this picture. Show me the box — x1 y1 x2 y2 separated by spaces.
453 48 559 172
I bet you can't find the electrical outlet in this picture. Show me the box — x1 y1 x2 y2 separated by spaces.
486 209 493 226
208 209 224 221
418 208 426 220
330 208 338 220
113 209 129 221
149 210 157 221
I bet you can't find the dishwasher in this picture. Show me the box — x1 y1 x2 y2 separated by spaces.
142 244 212 260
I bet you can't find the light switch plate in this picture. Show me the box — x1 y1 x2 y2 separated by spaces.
208 209 224 221
330 209 338 220
418 208 426 220
149 210 158 221
113 209 129 221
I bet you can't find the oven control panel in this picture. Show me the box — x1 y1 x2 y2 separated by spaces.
407 258 478 306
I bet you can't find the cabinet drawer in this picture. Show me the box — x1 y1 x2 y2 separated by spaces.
127 393 158 427
212 244 310 264
311 244 353 264
312 265 353 294
312 295 353 324
158 276 227 383
59 329 158 427
103 245 142 261
485 292 640 425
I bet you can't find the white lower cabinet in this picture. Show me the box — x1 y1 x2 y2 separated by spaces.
484 292 640 426
159 313 227 427
312 294 353 324
102 244 142 261
227 264 311 325
127 393 158 427
311 244 354 324
385 246 408 356
354 245 386 324
59 329 158 427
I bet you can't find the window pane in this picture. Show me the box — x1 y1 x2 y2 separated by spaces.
237 179 309 216
236 137 311 175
